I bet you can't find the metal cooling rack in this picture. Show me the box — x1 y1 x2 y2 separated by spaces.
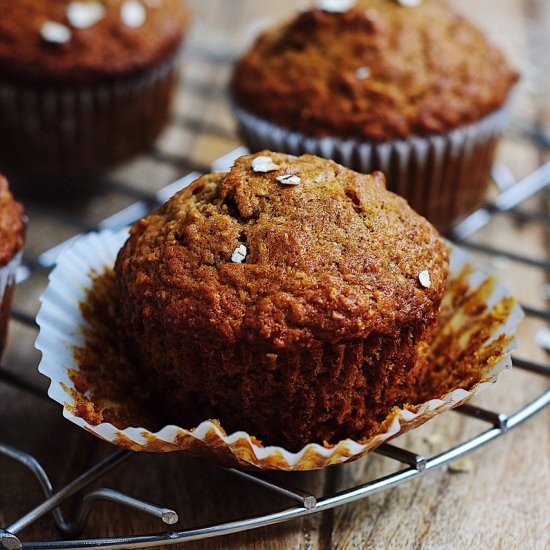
1 46 550 549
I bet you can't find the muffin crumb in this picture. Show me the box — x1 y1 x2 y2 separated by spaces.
448 457 474 474
423 432 444 448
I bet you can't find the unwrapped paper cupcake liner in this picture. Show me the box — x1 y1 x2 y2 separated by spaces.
0 251 23 358
0 54 179 187
233 105 510 233
36 228 523 471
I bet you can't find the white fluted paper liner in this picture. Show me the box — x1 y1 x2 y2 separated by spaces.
233 105 510 232
36 228 523 470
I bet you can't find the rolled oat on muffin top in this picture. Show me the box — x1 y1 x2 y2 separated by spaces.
0 0 189 191
115 152 449 450
232 0 519 141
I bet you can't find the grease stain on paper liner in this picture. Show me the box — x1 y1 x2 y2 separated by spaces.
35 230 521 470
56 244 519 470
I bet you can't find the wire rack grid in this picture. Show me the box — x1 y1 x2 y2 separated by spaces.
0 45 550 550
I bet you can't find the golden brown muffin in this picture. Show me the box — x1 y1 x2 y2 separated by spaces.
232 0 517 141
0 176 25 357
115 152 448 451
0 0 190 191
0 0 188 84
231 0 519 233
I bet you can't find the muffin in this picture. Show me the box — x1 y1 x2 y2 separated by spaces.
0 0 189 191
231 0 519 233
115 151 449 451
0 176 25 358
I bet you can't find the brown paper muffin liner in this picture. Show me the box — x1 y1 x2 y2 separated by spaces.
233 106 510 233
36 229 523 471
0 252 22 359
0 54 179 190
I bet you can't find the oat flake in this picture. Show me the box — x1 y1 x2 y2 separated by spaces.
423 432 444 448
396 0 423 7
355 67 371 80
318 0 356 12
418 270 431 288
276 174 301 186
121 0 147 28
251 156 280 173
231 244 247 263
67 2 106 29
41 21 71 44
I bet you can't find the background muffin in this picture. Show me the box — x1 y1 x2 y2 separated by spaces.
231 0 519 232
0 176 25 358
0 0 189 192
115 151 448 450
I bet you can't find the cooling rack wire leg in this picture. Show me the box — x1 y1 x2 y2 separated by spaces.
0 530 21 550
0 447 177 546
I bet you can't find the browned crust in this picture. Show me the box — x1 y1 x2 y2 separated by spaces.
0 0 189 85
117 152 448 347
232 0 519 141
0 176 25 266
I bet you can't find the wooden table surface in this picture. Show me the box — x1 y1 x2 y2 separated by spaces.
1 1 549 549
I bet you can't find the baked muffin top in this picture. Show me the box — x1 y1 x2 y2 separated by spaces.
232 0 519 141
116 151 448 349
0 176 25 267
0 0 189 85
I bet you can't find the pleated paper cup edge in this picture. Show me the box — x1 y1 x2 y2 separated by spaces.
232 104 510 164
233 104 511 232
35 229 523 470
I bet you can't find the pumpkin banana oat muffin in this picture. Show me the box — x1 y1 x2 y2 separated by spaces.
0 176 25 358
115 151 449 450
0 0 189 192
231 0 519 232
